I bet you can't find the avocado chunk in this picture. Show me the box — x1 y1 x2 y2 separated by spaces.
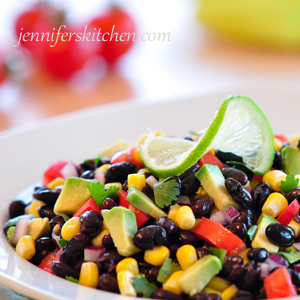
53 177 96 215
28 217 51 240
102 206 140 257
195 164 240 211
282 146 300 176
178 254 222 295
98 139 134 159
127 185 167 219
252 213 279 254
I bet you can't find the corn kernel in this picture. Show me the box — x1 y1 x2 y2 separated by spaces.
195 187 207 197
61 217 81 241
47 177 65 189
203 287 221 294
290 134 300 149
144 246 170 266
116 258 139 275
138 131 163 145
221 284 239 300
262 170 287 192
210 149 216 155
262 192 288 218
288 219 300 237
175 206 196 230
104 182 123 190
28 199 46 218
117 270 137 297
128 173 146 191
79 262 99 288
138 168 150 174
16 235 36 260
168 204 181 222
250 179 259 189
207 276 230 292
274 137 283 152
163 270 184 295
238 248 251 265
176 245 197 270
92 229 110 246
95 164 111 173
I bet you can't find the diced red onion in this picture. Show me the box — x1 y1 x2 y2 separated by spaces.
265 253 289 270
146 175 157 189
293 242 300 252
224 206 240 224
12 216 30 246
84 246 106 262
94 171 105 184
51 224 61 248
60 161 78 179
294 263 300 273
210 211 227 225
259 262 270 279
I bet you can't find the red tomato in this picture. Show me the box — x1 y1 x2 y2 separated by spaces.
90 6 136 63
199 151 226 170
73 197 102 218
38 248 64 274
42 160 68 187
0 52 7 85
111 146 143 168
274 134 289 146
277 199 300 225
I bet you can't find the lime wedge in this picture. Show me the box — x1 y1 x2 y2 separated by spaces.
140 96 274 178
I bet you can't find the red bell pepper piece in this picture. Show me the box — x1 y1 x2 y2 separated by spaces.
199 152 226 170
42 160 69 187
119 190 150 228
111 145 143 168
274 134 289 146
192 217 246 256
264 266 297 299
252 173 262 183
38 248 64 274
276 199 300 225
73 197 102 218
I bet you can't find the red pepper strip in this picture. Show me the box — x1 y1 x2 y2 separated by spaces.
276 199 300 226
274 134 290 146
199 152 226 170
119 190 150 228
111 145 143 168
192 217 246 256
264 266 297 299
42 160 68 187
38 248 64 274
73 197 102 218
252 173 262 183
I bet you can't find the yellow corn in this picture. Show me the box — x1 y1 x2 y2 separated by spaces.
92 229 110 246
288 219 300 237
175 206 196 230
95 164 111 173
261 192 288 218
296 175 300 187
47 177 65 189
144 246 170 266
203 287 221 294
16 235 36 260
168 204 181 222
262 170 287 192
195 187 207 197
79 262 99 288
137 168 150 174
221 284 239 300
138 131 163 145
239 248 251 265
176 245 197 270
128 173 146 191
163 270 184 295
116 258 139 275
104 182 123 190
28 199 46 218
274 137 283 152
61 217 81 241
117 270 137 297
290 134 300 149
250 179 259 189
207 276 230 292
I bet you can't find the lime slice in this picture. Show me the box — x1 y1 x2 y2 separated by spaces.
140 96 274 178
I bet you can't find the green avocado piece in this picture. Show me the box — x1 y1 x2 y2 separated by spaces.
195 164 240 211
252 213 279 254
127 185 167 219
102 206 140 257
282 146 300 176
178 255 222 295
53 177 96 215
98 139 134 159
28 217 51 240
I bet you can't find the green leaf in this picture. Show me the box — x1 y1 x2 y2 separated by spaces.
84 158 101 165
157 257 181 283
105 185 120 200
133 275 158 298
208 246 226 264
65 276 79 283
58 238 67 248
278 251 300 264
280 175 299 194
246 225 258 241
153 178 179 208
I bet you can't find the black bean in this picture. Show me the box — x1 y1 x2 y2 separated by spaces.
174 230 199 246
153 217 178 236
236 261 261 292
221 256 244 282
101 198 118 210
32 189 60 206
98 272 119 293
145 266 160 283
105 162 137 184
222 167 248 185
97 249 123 273
226 223 247 240
294 214 300 223
253 182 271 211
233 214 253 229
138 261 152 274
73 259 85 272
225 178 252 207
196 247 211 259
102 233 115 249
285 188 300 204
49 214 66 230
96 158 111 168
142 185 155 201
9 200 26 219
191 196 214 218
239 208 258 224
247 248 269 262
179 163 200 180
80 170 94 179
215 150 243 164
266 223 295 247
187 292 221 300
30 237 56 265
180 173 201 197
77 160 95 175
176 195 191 206
151 289 183 300
169 243 180 257
289 268 300 287
272 150 282 170
38 205 56 220
51 261 80 279
231 291 254 300
80 210 102 238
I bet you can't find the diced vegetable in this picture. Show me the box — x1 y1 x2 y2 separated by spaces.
73 197 102 218
199 151 226 170
42 160 68 187
38 248 64 274
276 199 300 225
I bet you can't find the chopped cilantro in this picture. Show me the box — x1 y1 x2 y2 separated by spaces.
58 238 67 248
66 276 79 283
246 225 258 241
87 182 120 208
133 275 158 298
280 175 299 194
157 257 181 283
278 251 300 264
153 178 179 209
208 246 226 264
84 158 101 165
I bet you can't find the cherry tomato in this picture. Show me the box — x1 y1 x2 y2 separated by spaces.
0 52 7 85
111 146 143 168
42 160 69 187
90 6 136 63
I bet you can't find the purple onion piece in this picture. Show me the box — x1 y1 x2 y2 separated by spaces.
265 253 289 271
210 210 227 225
94 171 105 184
224 206 240 224
12 216 31 246
259 262 270 279
60 161 78 179
84 246 106 262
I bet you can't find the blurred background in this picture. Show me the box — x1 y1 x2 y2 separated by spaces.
1 0 300 132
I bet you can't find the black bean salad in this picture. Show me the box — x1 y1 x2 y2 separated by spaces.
3 132 300 300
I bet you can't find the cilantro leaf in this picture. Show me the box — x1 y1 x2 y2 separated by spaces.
87 182 120 208
208 246 226 264
133 275 158 298
153 178 179 208
58 238 67 248
280 175 299 194
157 257 181 283
66 276 79 283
